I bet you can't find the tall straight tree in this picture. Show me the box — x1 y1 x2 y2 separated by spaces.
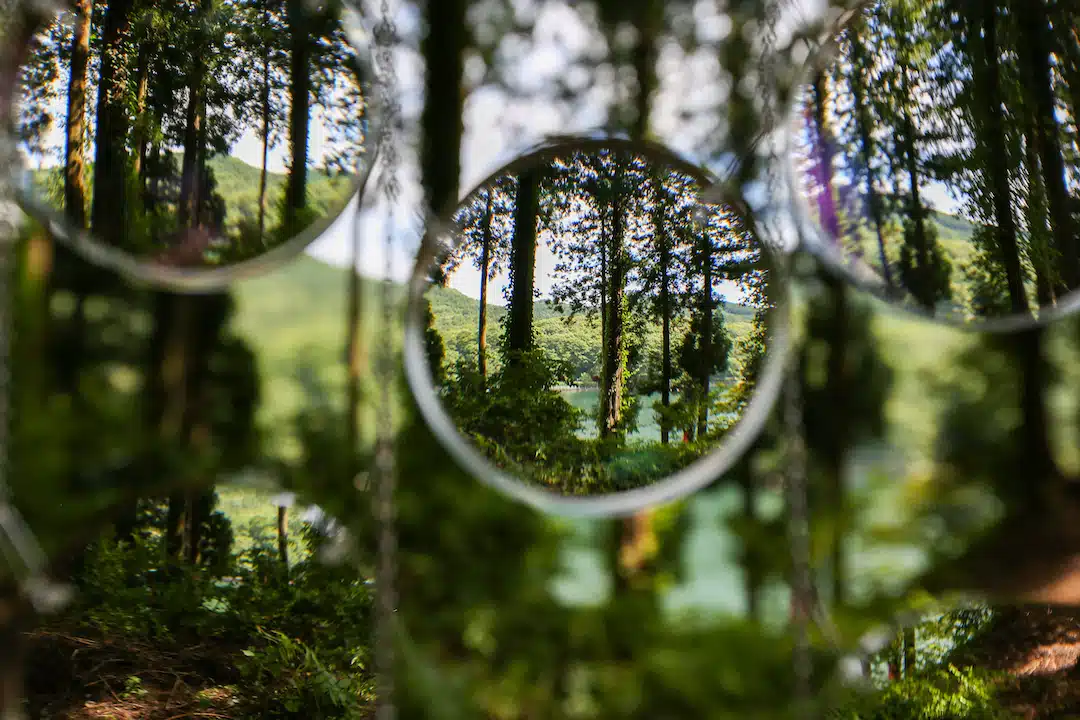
845 16 893 286
599 159 629 438
648 168 674 444
972 0 1028 314
420 0 466 216
178 0 213 229
477 190 495 379
506 167 540 356
91 0 136 243
284 0 311 231
63 0 92 229
1016 0 1079 292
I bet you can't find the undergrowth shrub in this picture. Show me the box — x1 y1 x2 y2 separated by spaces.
829 665 1015 720
39 519 375 719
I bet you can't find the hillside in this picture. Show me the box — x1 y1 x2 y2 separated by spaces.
27 154 356 241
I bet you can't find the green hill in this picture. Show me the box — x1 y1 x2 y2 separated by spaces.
28 154 356 240
231 255 764 450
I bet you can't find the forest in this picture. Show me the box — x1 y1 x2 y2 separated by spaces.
11 0 368 268
425 143 771 495
793 0 1080 323
2 0 1080 718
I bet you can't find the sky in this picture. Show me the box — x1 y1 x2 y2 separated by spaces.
306 0 820 302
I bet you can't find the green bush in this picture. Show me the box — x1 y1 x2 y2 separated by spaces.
830 665 1016 720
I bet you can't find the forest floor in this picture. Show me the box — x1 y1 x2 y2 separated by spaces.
954 605 1080 719
24 628 244 720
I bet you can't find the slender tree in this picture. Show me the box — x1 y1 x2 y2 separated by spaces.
63 0 92 229
506 167 540 356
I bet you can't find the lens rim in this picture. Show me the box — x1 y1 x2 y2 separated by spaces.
775 0 1080 334
403 134 792 518
0 0 383 293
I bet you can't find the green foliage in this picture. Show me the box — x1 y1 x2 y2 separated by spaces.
238 629 372 720
831 665 1015 720
898 220 954 311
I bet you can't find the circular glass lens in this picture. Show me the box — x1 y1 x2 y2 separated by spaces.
786 0 1080 330
404 136 790 517
2 0 378 291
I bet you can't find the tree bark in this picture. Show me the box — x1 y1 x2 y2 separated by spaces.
1017 0 1079 291
507 168 539 355
277 506 289 569
130 42 150 186
63 0 92 229
696 228 713 439
823 276 849 609
848 26 893 286
978 2 1029 315
902 626 916 676
654 174 672 445
601 168 626 438
257 0 273 243
477 189 493 380
419 0 467 216
90 0 135 243
178 2 210 230
1023 127 1055 306
284 0 311 230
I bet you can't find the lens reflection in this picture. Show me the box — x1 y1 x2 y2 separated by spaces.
412 139 779 501
6 0 374 289
790 0 1080 328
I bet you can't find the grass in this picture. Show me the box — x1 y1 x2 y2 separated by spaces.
216 477 313 566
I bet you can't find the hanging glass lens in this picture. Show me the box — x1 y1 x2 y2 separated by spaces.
404 137 789 516
0 0 378 292
785 0 1080 330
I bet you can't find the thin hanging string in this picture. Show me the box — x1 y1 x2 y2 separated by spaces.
757 1 816 717
372 0 400 717
785 368 814 720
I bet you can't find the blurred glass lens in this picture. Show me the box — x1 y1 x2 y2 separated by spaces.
407 138 784 508
6 0 375 290
788 0 1080 328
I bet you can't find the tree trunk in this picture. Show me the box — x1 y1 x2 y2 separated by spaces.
900 65 929 270
345 201 364 484
601 171 626 438
811 73 840 241
477 189 493 380
506 168 539 355
1018 0 1079 291
848 27 893 286
823 276 849 609
740 469 761 619
979 2 1029 315
130 42 150 185
696 232 712 438
630 0 660 142
277 506 289 569
160 295 195 558
654 176 672 445
166 492 185 558
0 588 30 720
63 0 92 229
178 11 208 230
284 0 311 230
1024 128 1055 306
419 0 467 216
902 626 916 676
90 0 135 243
257 0 272 242
1015 328 1058 511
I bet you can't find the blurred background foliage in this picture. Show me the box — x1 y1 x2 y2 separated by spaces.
3 0 1080 718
